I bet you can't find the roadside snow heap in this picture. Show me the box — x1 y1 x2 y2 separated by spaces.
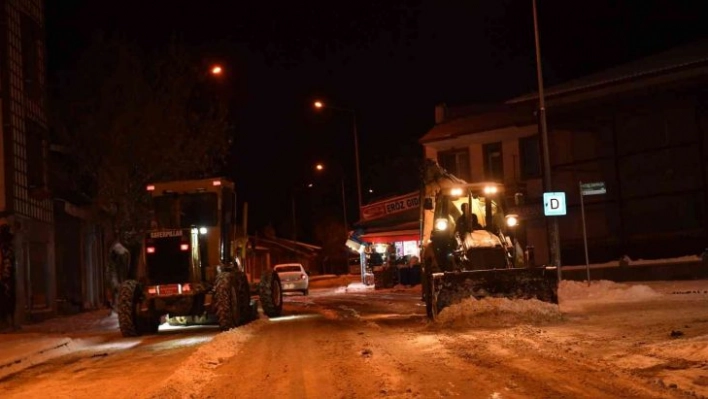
434 297 563 328
433 279 667 329
558 279 662 302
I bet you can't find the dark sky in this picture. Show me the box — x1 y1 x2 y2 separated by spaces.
45 1 708 237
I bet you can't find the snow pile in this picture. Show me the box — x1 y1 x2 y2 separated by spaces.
334 282 375 293
309 274 359 289
145 320 267 399
434 297 563 329
559 280 662 302
433 279 667 329
625 254 701 266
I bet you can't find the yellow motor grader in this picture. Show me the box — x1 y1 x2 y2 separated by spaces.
116 177 283 336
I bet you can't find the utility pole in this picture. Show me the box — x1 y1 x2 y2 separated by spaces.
532 0 562 277
291 194 297 256
352 112 363 221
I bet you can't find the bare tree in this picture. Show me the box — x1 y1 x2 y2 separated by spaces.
53 34 231 302
313 212 348 274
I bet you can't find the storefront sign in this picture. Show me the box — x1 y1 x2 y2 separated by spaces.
360 192 419 221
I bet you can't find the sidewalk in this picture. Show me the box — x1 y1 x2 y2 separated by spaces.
0 309 118 380
0 331 75 380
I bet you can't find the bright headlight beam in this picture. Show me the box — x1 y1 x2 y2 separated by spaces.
435 218 448 231
483 185 498 195
450 187 463 196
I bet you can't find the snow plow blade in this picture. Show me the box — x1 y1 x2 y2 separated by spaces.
428 267 559 318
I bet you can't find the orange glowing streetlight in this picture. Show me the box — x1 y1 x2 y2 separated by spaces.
210 65 223 76
313 162 348 231
311 100 362 223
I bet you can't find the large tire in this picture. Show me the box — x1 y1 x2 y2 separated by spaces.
259 271 283 318
236 272 255 324
117 280 145 337
214 272 241 331
422 254 439 320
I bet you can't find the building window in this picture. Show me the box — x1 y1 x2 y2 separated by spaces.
519 135 541 179
21 13 42 100
438 149 470 181
26 119 46 189
483 142 503 181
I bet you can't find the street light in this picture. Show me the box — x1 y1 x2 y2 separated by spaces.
314 163 348 230
210 65 223 76
312 100 363 221
532 0 562 277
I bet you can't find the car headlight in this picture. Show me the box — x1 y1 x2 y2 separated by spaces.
434 218 449 231
505 214 519 227
199 227 208 235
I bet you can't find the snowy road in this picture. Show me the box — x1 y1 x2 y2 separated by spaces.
1 277 707 398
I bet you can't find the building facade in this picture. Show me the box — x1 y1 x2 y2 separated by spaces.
420 40 708 266
0 0 54 325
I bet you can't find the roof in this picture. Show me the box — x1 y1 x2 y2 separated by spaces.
507 38 708 104
253 236 322 253
419 103 535 144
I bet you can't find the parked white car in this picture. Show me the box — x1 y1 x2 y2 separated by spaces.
273 263 309 295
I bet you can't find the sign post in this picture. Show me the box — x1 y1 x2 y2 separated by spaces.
542 192 566 280
579 181 606 285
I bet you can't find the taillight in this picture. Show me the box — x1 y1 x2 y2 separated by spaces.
148 287 157 295
180 243 189 251
147 246 156 254
182 283 191 293
301 273 306 280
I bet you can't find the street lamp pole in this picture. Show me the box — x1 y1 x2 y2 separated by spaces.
314 162 349 230
532 0 562 277
341 178 348 229
314 101 363 221
351 112 363 220
291 193 297 254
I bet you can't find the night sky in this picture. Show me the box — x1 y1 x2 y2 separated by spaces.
45 1 708 237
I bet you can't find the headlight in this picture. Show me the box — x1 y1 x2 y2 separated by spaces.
199 227 208 235
483 185 498 195
505 214 519 227
434 218 449 231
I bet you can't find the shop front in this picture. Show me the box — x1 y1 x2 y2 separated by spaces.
347 192 422 288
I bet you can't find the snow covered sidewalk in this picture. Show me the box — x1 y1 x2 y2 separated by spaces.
0 309 118 380
0 333 76 380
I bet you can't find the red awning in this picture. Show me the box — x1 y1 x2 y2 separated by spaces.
359 229 420 244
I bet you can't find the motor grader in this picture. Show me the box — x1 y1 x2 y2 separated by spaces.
420 161 558 319
116 177 283 337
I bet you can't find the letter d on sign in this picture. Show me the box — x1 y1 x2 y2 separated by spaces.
543 192 567 216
